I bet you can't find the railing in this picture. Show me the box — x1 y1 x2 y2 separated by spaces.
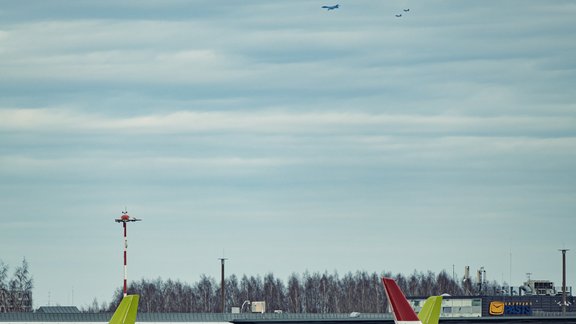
531 310 576 317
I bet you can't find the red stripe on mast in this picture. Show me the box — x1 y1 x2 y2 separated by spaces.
115 211 141 298
123 222 127 296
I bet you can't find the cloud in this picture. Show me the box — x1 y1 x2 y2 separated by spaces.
1 108 575 136
2 1 575 120
1 0 576 308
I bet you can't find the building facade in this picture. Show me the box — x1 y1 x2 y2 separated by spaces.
409 294 576 317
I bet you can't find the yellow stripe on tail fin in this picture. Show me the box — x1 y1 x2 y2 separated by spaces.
417 296 442 324
109 295 139 324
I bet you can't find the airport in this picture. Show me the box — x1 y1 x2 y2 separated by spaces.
3 1 575 324
1 278 576 324
1 214 574 324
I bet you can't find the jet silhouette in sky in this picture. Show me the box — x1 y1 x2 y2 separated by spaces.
322 4 339 10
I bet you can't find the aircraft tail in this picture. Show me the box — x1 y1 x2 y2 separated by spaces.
417 296 442 324
382 277 442 324
109 295 139 324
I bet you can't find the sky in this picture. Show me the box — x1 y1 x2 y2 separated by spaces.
1 0 575 310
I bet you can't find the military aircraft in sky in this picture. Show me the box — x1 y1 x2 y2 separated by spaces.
395 14 402 17
404 9 410 12
322 4 339 10
382 277 442 324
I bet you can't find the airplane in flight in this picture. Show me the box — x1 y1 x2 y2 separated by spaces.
322 4 339 10
382 277 442 324
109 295 139 324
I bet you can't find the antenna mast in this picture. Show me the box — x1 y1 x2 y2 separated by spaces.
115 210 141 297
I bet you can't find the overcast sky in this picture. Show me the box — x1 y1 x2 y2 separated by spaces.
1 0 575 309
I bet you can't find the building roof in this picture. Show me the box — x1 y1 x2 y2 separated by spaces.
36 306 81 314
0 313 390 323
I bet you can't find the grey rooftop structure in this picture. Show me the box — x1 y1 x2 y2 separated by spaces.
36 307 81 314
0 312 391 323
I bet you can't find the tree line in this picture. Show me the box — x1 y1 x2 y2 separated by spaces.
87 270 502 313
0 259 34 312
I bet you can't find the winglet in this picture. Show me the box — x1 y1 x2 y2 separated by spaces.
109 295 139 324
382 278 443 324
417 296 442 324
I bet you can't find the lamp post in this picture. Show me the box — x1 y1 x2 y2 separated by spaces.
115 211 141 297
559 249 569 316
219 258 228 313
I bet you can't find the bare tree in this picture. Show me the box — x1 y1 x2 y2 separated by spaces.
90 268 496 313
225 274 240 312
0 261 8 312
263 273 285 312
287 273 302 313
9 258 33 312
196 275 216 312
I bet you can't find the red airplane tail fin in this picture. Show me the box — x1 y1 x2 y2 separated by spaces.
382 277 421 324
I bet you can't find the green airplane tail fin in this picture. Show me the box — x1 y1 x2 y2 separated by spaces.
417 296 442 324
109 295 139 324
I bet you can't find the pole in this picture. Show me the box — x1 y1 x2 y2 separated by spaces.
123 222 128 297
560 249 569 316
509 249 512 286
115 211 141 298
219 258 227 313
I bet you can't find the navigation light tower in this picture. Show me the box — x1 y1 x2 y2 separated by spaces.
115 210 141 297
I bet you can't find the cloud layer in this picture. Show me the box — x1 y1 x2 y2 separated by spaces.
1 0 575 308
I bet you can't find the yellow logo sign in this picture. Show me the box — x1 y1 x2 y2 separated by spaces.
490 301 505 315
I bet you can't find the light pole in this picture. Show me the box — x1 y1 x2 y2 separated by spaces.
219 258 227 313
115 210 141 297
559 249 569 316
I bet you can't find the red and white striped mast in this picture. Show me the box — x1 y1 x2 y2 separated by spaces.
115 210 141 297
